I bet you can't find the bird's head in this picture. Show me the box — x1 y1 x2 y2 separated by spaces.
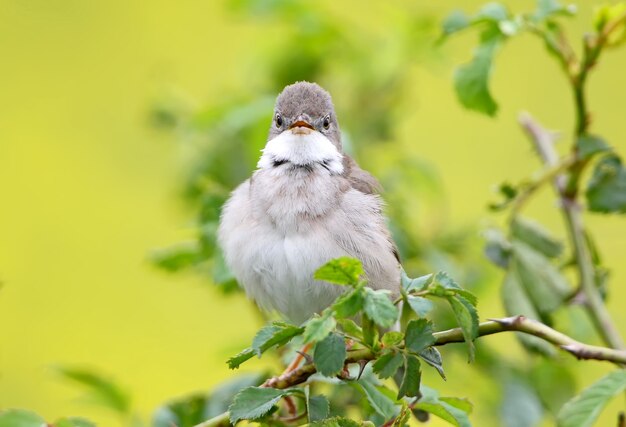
258 82 344 173
269 81 341 149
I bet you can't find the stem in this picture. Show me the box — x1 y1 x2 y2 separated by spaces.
519 114 625 351
196 316 626 427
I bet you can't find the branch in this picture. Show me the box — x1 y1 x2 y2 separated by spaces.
196 315 626 427
519 113 625 351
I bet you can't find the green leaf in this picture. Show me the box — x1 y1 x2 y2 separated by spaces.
401 271 433 293
415 387 472 427
511 240 571 316
534 0 577 21
363 288 398 329
454 28 502 116
0 409 46 427
227 348 255 370
307 394 330 423
430 272 478 306
446 296 479 362
586 154 626 213
511 217 563 258
372 351 404 379
252 322 304 357
501 269 557 356
314 333 347 377
418 347 446 380
229 386 299 424
407 295 434 317
381 331 404 347
303 312 337 343
576 135 610 160
358 380 398 419
484 228 511 268
501 379 544 427
54 418 96 427
337 318 362 339
476 2 509 22
332 289 364 318
404 319 436 353
439 397 473 414
55 367 131 415
442 10 471 36
311 417 361 427
557 370 626 427
392 402 411 427
150 244 199 273
397 354 421 399
314 257 364 286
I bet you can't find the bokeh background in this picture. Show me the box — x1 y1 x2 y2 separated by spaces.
1 1 625 426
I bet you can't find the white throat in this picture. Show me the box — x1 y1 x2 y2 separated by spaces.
257 130 344 174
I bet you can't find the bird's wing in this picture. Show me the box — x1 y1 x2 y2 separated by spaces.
342 155 382 195
342 155 401 264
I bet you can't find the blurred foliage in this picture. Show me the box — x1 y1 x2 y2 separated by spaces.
149 0 486 295
3 0 626 426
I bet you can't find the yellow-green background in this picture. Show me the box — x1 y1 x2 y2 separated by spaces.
1 1 624 426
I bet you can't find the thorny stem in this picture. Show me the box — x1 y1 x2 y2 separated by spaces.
519 114 625 351
196 316 626 427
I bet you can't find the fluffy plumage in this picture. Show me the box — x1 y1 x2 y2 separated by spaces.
218 82 400 324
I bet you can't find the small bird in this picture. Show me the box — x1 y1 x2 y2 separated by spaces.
218 82 400 324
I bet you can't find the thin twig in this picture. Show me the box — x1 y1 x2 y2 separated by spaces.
519 113 625 351
196 315 626 427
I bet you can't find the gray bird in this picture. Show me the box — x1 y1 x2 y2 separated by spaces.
218 82 400 324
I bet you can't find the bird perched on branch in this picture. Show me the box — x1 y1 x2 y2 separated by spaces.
218 82 400 324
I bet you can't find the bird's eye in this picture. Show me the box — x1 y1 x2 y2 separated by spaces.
323 115 330 130
275 113 283 128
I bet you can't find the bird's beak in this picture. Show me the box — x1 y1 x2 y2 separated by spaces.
289 120 314 131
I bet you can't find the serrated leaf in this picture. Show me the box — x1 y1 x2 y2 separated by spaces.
557 370 626 427
314 333 347 377
586 154 626 213
407 295 434 317
229 387 299 424
418 347 446 380
304 312 337 344
501 269 557 356
454 28 502 116
397 354 421 399
447 296 479 362
381 331 404 347
0 409 46 427
227 348 255 370
314 257 364 286
358 380 398 419
576 135 610 160
55 367 131 415
401 272 433 293
251 322 304 357
392 402 411 427
372 351 404 379
363 288 398 329
417 387 473 427
405 319 436 353
484 228 511 268
511 217 563 258
332 289 364 318
337 318 362 338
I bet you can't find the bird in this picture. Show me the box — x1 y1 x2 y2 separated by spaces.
218 81 400 325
